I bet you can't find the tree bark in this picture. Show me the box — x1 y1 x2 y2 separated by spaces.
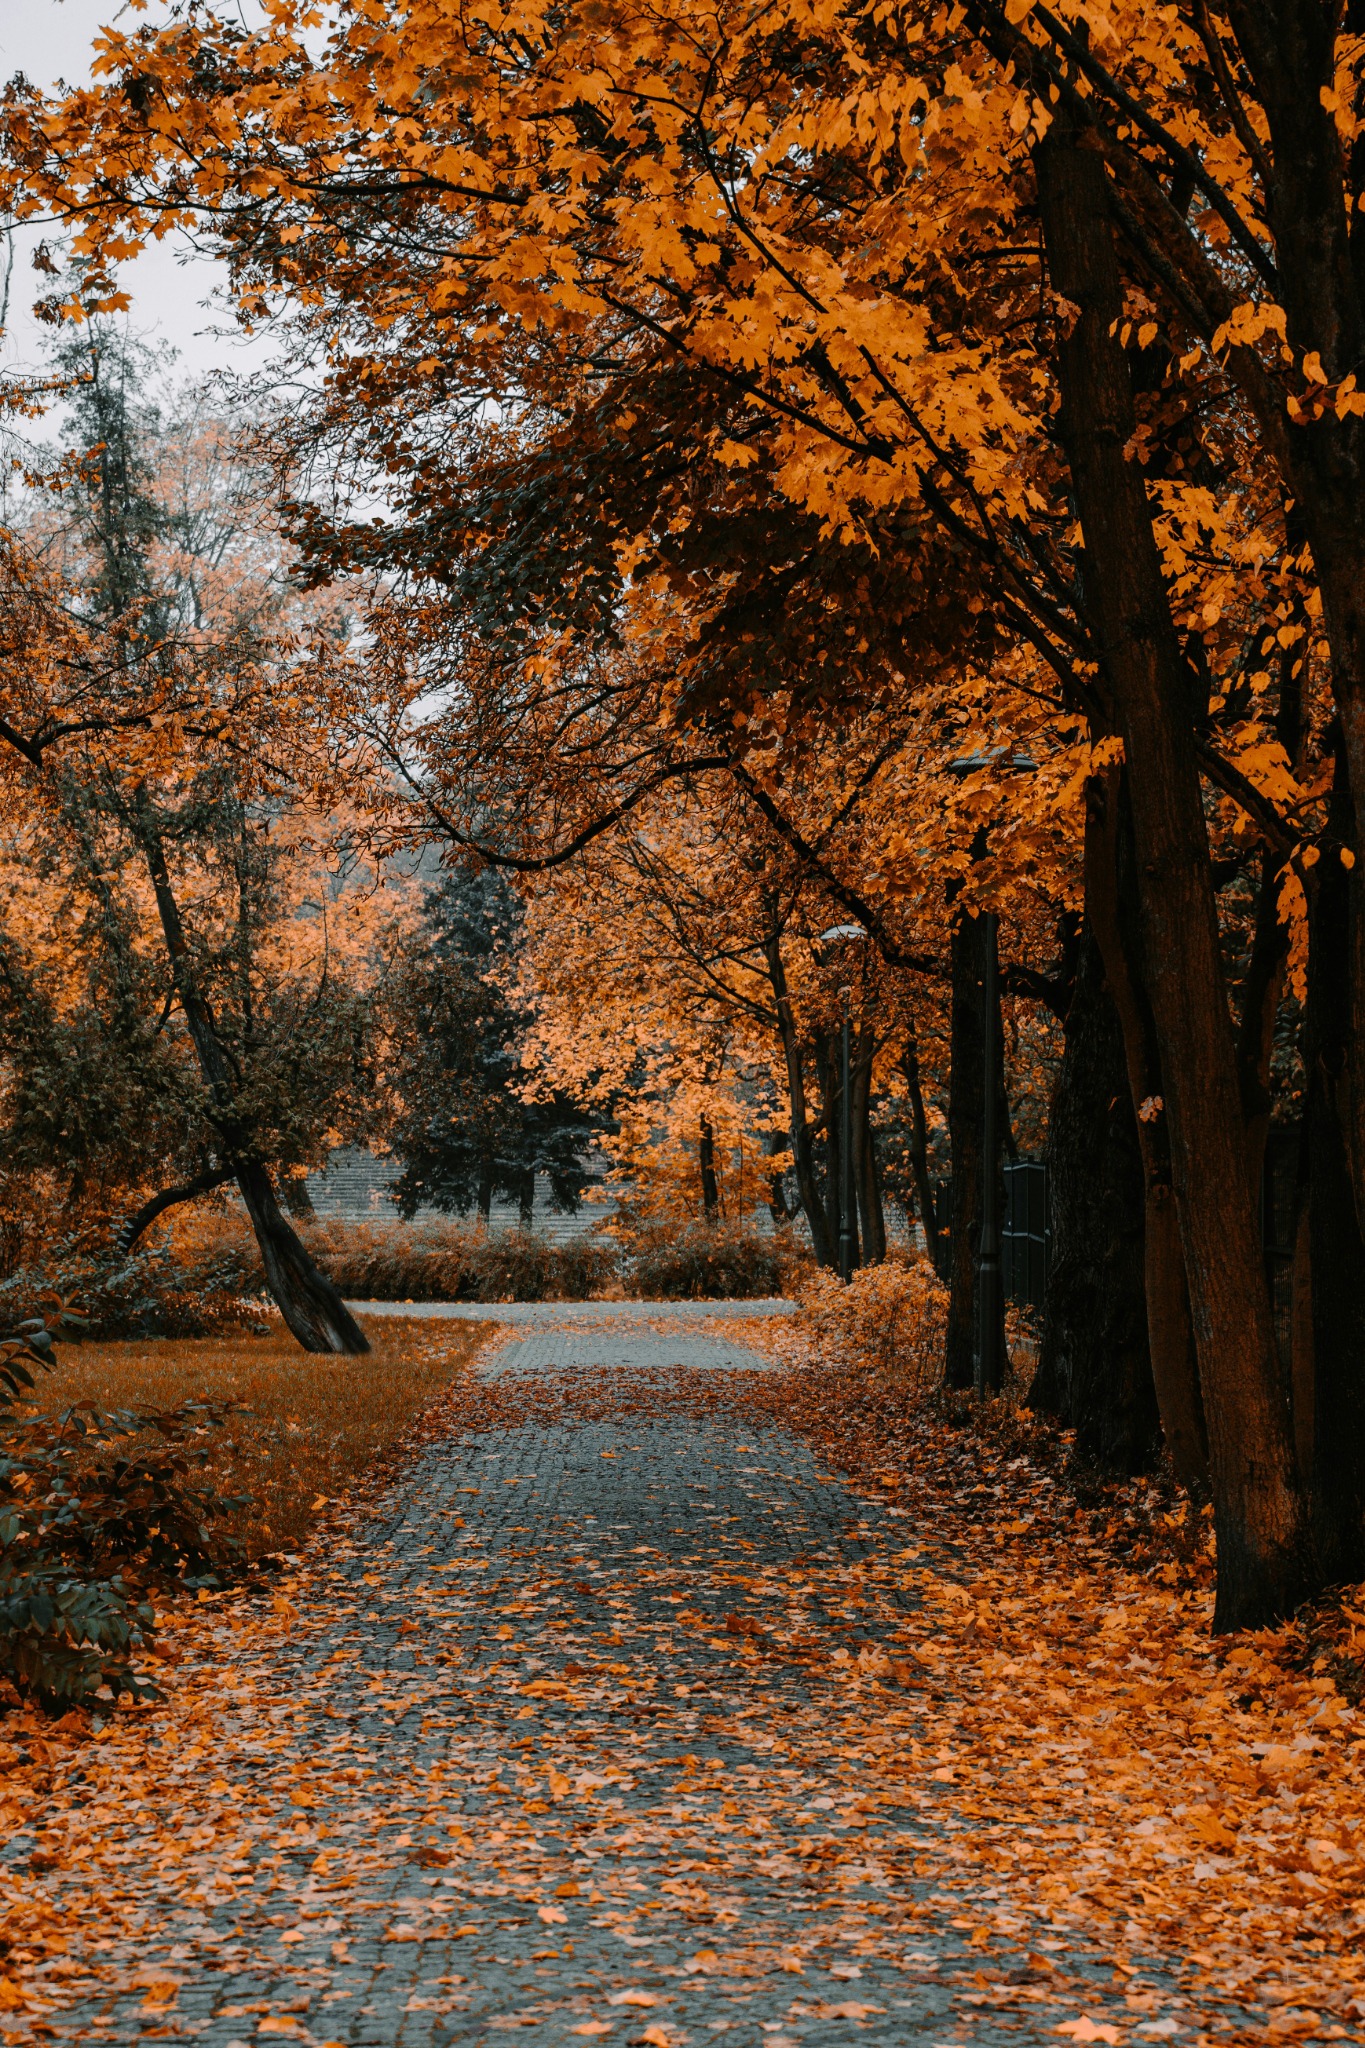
947 907 1003 1387
518 1166 536 1230
699 1116 720 1220
135 802 370 1355
1032 923 1159 1471
764 931 835 1266
1302 744 1365 1582
1037 125 1309 1624
899 1032 944 1275
1085 767 1209 1490
115 1164 237 1252
817 1029 859 1272
851 1029 886 1262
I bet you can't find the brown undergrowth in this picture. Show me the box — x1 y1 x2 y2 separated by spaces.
39 1314 491 1559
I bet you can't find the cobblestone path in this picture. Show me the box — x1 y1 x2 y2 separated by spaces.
20 1317 1148 2048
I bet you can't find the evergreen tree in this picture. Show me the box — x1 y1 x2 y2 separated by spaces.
387 870 599 1225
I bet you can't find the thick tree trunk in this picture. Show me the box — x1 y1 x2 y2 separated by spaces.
135 802 369 1356
1032 924 1158 1472
1236 845 1291 1196
764 932 835 1265
699 1116 720 1219
1302 748 1365 1581
1085 768 1208 1489
1038 127 1309 1625
477 1164 494 1225
236 1160 371 1354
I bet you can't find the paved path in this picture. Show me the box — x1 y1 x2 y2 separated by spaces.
21 1321 1153 2048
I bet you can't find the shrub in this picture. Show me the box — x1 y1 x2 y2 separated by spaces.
0 1306 247 1706
626 1219 804 1300
169 1209 806 1305
0 1238 261 1342
797 1255 949 1394
229 1217 620 1304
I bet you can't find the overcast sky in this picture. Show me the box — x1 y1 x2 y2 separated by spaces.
2 2 275 387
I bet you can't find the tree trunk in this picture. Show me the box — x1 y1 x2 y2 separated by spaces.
852 1030 885 1262
947 907 1003 1388
699 1116 720 1220
1236 846 1291 1196
1032 923 1158 1472
1302 745 1365 1582
764 931 835 1265
1038 125 1309 1625
116 1163 237 1252
236 1160 372 1354
817 1030 859 1272
477 1162 494 1226
764 1129 793 1224
281 1170 317 1221
1084 767 1208 1489
135 800 369 1356
899 1033 943 1275
518 1166 536 1230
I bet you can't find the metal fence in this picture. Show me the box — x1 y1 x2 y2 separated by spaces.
1002 1161 1049 1309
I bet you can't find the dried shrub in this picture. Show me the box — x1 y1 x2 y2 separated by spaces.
793 1255 949 1394
625 1219 805 1300
47 1314 491 1559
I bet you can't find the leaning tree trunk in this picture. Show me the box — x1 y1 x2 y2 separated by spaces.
136 803 370 1356
236 1161 372 1354
1032 923 1158 1472
1038 123 1309 1625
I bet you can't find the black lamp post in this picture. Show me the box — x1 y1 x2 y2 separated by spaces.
817 923 867 1284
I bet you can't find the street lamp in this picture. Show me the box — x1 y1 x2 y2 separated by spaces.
817 923 867 1283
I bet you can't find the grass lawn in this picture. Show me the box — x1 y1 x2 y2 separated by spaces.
35 1313 492 1558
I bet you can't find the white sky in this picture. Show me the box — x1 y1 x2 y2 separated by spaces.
2 1 276 387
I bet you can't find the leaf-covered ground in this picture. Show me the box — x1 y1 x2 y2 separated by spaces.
1 1314 1361 2047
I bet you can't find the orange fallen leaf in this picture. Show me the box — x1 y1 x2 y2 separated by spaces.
1057 2019 1122 2044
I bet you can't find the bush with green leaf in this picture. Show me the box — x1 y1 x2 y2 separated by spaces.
625 1219 804 1300
0 1302 248 1707
0 1238 260 1342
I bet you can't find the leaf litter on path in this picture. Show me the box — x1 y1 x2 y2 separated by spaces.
0 1324 1360 2047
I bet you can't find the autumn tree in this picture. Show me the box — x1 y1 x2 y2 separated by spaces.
0 322 378 1351
385 866 599 1225
18 0 1365 1613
